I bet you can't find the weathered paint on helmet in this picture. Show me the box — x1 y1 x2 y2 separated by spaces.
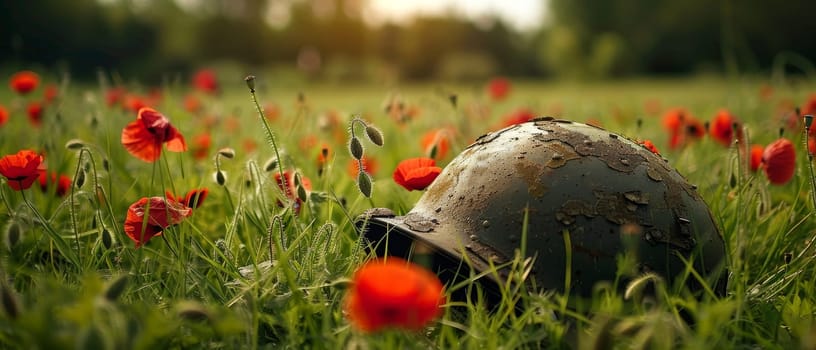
357 119 727 298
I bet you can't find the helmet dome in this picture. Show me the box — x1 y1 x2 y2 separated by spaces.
357 119 727 298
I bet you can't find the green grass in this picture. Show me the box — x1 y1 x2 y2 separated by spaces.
0 73 815 349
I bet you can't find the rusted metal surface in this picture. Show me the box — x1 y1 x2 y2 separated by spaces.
356 119 727 297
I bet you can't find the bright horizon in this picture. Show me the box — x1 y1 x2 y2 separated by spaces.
362 0 548 31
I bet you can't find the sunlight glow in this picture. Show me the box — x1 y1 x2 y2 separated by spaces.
363 0 547 31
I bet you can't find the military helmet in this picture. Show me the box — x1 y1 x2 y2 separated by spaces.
356 119 727 298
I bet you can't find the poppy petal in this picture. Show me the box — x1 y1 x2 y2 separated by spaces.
164 126 187 152
122 120 162 162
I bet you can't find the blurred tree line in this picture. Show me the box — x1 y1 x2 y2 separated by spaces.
1 0 814 82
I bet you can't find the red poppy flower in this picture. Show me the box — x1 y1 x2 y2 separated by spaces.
749 144 764 172
0 150 44 191
27 101 44 127
121 107 187 162
274 171 312 215
38 172 71 197
643 98 662 116
809 137 816 156
0 105 8 127
709 109 741 147
105 87 126 107
802 93 816 116
661 108 704 149
192 69 219 94
264 103 281 121
122 94 149 113
166 188 209 209
762 138 795 185
344 257 444 332
639 140 660 155
393 157 441 191
43 84 59 104
123 196 192 248
498 108 536 129
243 138 258 154
9 71 39 95
487 77 511 101
661 108 688 133
191 132 212 161
316 144 332 175
421 129 453 160
759 84 773 101
349 157 379 177
183 94 202 114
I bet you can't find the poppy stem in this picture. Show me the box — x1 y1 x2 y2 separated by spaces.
0 186 15 218
18 189 81 270
802 115 816 211
246 76 290 213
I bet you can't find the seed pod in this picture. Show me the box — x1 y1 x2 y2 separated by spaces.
357 172 372 197
365 125 384 146
103 275 129 302
244 75 256 92
65 139 85 150
349 137 364 160
218 148 236 159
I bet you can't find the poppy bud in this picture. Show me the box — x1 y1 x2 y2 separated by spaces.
65 139 85 150
365 125 384 146
101 229 113 249
218 148 236 159
357 172 372 197
177 301 210 322
214 170 227 186
805 115 814 130
428 144 438 160
75 170 86 189
103 275 129 302
448 94 457 108
762 138 796 185
349 137 364 160
4 221 21 249
1 283 20 319
244 75 256 92
297 185 308 203
264 158 278 172
102 158 110 172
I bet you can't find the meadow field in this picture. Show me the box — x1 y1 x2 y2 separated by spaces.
0 71 815 349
